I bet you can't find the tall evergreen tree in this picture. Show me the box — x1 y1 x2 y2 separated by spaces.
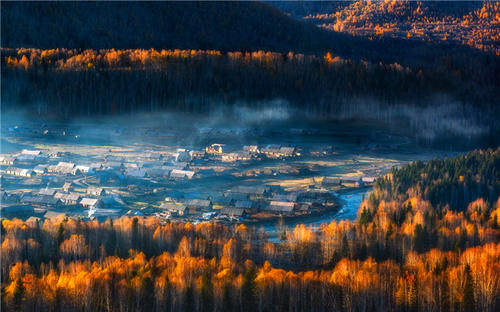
241 266 257 312
200 273 214 312
12 278 25 312
463 264 475 312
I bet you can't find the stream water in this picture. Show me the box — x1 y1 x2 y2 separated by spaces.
261 187 370 236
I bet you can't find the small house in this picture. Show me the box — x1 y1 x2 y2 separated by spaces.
58 193 81 206
184 199 212 212
80 198 102 209
322 177 341 187
220 208 246 218
361 177 377 185
33 164 48 174
266 201 295 214
235 200 255 212
62 182 73 192
75 165 93 174
44 211 66 220
21 149 42 156
272 193 298 202
6 167 35 177
125 168 148 179
39 188 57 196
159 203 188 216
170 169 195 180
87 187 105 196
0 156 16 165
21 195 61 208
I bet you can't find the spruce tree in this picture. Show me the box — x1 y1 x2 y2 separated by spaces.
463 264 475 312
12 278 25 312
241 266 257 312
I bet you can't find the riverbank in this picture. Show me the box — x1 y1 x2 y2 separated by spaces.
254 187 372 239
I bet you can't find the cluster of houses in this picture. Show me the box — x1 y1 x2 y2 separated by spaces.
156 184 336 221
201 143 300 161
322 176 377 188
1 141 379 223
0 182 126 219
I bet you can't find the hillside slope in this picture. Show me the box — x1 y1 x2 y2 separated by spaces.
272 1 499 55
1 1 356 54
0 1 488 65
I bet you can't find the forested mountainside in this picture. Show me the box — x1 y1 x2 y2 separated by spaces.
373 149 500 211
2 149 500 312
0 1 492 65
272 1 500 55
2 47 499 145
1 1 499 144
0 1 371 55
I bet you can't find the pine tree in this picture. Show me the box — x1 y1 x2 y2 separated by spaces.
1 285 8 312
341 234 349 259
184 283 195 312
200 273 214 312
221 284 232 312
140 276 155 312
56 222 65 246
359 207 372 226
241 266 257 312
463 264 475 312
131 217 139 250
12 278 25 312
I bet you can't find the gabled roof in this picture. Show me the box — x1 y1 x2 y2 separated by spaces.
267 201 295 212
170 169 195 179
126 168 147 178
272 193 298 202
57 161 75 168
22 195 60 205
184 199 211 208
21 149 42 155
221 208 245 217
230 185 269 195
80 198 100 206
160 203 187 212
235 200 254 209
39 188 57 196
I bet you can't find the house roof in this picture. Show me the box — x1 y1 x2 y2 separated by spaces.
230 185 269 195
323 177 341 184
126 168 147 177
44 211 66 219
221 208 245 217
22 195 60 205
39 188 57 196
170 169 195 178
159 203 187 211
267 201 295 212
56 193 80 201
87 187 104 193
184 199 211 208
21 149 42 155
235 200 254 209
80 198 100 206
272 193 298 202
57 161 75 168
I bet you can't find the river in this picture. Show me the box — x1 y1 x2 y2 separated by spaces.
261 187 370 236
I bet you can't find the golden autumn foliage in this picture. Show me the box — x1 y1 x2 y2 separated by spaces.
305 1 500 55
1 161 499 312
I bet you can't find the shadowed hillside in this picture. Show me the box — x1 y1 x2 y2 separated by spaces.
1 1 493 66
1 1 360 54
